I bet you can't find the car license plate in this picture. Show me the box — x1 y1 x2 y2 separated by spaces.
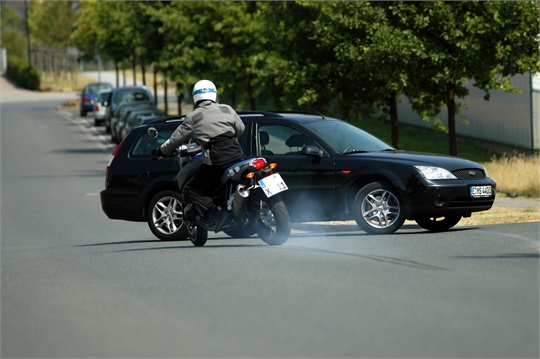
258 173 288 198
470 185 492 198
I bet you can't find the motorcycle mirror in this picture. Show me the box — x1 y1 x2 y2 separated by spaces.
147 127 158 139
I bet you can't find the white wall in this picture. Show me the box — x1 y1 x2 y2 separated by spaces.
397 73 538 153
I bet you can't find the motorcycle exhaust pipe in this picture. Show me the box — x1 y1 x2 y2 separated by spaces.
232 185 250 218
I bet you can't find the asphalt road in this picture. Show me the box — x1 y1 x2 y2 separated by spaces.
1 78 539 358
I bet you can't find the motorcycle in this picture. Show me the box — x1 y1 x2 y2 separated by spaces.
147 127 291 247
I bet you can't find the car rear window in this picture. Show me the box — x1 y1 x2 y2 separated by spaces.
86 84 112 94
114 89 151 105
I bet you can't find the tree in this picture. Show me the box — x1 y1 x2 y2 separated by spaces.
393 1 540 156
28 1 76 48
1 4 27 59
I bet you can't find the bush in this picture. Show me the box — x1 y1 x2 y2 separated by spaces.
6 55 40 90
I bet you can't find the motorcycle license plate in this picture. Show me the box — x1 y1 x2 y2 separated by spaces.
258 173 288 198
470 185 492 198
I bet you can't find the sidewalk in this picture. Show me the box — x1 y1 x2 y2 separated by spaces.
0 75 78 104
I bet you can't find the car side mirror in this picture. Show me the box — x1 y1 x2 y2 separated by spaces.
147 127 158 139
301 145 323 157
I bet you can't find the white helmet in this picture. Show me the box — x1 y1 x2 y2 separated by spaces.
192 79 217 104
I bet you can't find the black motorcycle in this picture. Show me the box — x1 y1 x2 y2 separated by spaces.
147 127 290 247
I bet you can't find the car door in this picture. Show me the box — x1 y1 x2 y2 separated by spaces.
254 122 337 221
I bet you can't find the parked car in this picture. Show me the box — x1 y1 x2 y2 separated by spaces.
100 111 496 238
93 89 112 126
119 108 168 142
110 101 156 144
79 82 113 117
105 86 154 134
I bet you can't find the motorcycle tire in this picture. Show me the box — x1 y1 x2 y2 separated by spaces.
188 223 208 247
249 190 290 245
147 190 189 241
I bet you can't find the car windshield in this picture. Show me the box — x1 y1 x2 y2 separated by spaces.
303 119 394 154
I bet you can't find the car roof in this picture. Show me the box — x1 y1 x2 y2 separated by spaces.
145 111 327 126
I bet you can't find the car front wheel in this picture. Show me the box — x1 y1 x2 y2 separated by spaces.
353 181 405 234
147 190 188 241
415 215 462 232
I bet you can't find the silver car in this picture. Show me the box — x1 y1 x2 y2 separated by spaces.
93 89 112 127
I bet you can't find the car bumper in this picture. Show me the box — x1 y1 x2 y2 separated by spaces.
397 178 496 219
100 189 145 221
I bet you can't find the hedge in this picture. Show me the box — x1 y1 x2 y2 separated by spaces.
6 55 40 90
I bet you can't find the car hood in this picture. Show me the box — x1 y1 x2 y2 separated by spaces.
347 151 484 171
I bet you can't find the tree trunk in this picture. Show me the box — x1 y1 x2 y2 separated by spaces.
163 77 168 113
447 83 458 156
131 55 137 86
248 76 256 110
389 94 400 149
153 68 158 106
141 63 146 86
114 61 119 88
176 82 183 115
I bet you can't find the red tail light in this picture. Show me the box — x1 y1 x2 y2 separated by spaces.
94 104 99 111
251 158 267 170
83 96 89 103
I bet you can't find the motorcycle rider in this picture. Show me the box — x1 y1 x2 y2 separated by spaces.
152 80 245 227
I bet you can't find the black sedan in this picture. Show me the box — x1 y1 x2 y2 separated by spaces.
100 111 496 237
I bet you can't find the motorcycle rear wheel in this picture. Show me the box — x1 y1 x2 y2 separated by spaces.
249 191 290 245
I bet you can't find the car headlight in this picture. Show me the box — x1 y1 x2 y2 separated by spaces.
414 165 457 179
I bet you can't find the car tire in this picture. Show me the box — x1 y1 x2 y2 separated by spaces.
80 107 86 117
147 190 189 241
415 215 462 232
94 118 102 126
353 181 405 234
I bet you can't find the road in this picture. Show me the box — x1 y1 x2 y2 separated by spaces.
1 79 539 358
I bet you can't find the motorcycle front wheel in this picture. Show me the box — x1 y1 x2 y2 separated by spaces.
188 223 208 247
249 191 290 245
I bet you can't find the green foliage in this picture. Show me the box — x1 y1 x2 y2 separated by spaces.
6 55 40 90
1 4 27 59
29 1 76 48
9 0 540 155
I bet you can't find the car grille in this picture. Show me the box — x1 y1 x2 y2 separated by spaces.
452 168 485 179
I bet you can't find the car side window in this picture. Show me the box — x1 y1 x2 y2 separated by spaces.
131 129 175 157
257 124 313 156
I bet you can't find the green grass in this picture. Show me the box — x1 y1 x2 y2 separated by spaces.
353 118 494 163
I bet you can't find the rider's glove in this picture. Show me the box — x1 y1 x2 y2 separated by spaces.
151 147 164 159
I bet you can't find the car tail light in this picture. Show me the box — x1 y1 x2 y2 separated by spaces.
94 104 99 111
83 96 89 103
106 137 127 177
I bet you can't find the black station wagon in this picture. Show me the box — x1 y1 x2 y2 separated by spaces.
100 111 496 237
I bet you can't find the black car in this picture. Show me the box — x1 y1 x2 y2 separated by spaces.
100 111 496 237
